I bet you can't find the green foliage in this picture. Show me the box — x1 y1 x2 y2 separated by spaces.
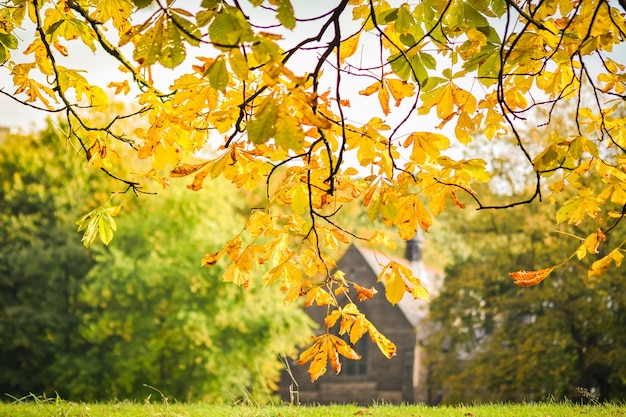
425 193 626 403
69 182 313 402
0 125 313 403
0 124 104 397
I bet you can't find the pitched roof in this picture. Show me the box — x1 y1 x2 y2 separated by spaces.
352 244 443 328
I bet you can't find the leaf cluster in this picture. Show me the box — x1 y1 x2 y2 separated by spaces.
0 0 625 380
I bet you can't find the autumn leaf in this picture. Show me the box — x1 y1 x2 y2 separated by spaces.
556 189 603 226
339 32 360 64
576 229 606 260
170 161 210 178
385 78 415 106
509 267 556 287
588 249 624 278
296 334 361 382
368 322 396 359
354 283 378 302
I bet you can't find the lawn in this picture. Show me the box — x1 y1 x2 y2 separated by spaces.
0 398 624 417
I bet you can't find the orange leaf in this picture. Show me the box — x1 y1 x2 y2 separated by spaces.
186 166 211 191
509 266 556 287
354 283 377 302
334 336 361 361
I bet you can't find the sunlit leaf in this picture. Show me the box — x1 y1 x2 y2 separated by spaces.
509 267 556 287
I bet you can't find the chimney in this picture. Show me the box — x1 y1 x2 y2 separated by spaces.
404 228 423 263
405 228 430 291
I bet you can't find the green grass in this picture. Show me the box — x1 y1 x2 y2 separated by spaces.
0 396 625 417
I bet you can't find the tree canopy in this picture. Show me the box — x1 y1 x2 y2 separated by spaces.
1 0 625 380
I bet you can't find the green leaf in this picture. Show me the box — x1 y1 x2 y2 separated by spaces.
133 0 154 8
76 207 118 247
389 53 412 81
377 8 398 23
196 9 216 27
399 33 416 47
171 13 201 46
98 210 116 245
0 33 18 50
395 5 415 33
275 115 305 150
247 96 278 144
228 48 249 80
209 8 252 47
0 44 7 63
251 37 280 64
201 0 222 7
159 23 186 68
133 16 164 66
206 56 229 91
277 0 296 30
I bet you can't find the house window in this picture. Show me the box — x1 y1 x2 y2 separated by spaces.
342 336 368 377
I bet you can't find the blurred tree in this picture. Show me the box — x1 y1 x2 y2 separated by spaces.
425 189 626 403
0 123 105 397
0 124 314 403
66 182 314 403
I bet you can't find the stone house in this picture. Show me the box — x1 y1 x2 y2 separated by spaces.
280 231 443 405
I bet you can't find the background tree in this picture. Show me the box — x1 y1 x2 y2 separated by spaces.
0 0 625 378
0 123 105 397
426 191 626 403
424 112 626 402
0 125 313 403
70 181 314 402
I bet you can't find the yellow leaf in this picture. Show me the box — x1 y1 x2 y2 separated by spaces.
291 182 309 214
339 32 360 64
405 132 450 164
306 286 334 307
378 82 390 115
325 309 341 329
334 336 361 361
588 249 624 278
428 187 449 217
367 323 396 359
359 81 380 96
411 285 429 301
296 334 360 381
223 262 249 288
556 189 602 226
379 262 406 305
396 194 432 240
385 78 415 106
577 229 606 260
92 0 134 31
